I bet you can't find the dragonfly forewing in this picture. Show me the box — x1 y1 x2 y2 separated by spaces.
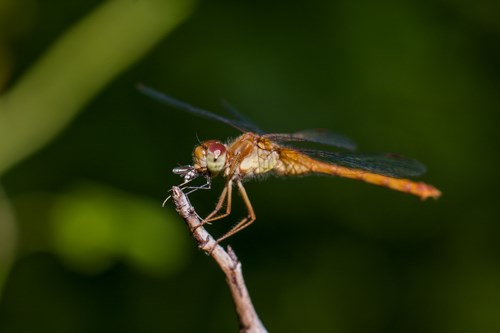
265 129 357 151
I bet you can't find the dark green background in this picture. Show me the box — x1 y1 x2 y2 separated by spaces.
1 0 500 332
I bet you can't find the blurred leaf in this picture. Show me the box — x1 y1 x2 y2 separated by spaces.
50 182 190 275
0 0 196 175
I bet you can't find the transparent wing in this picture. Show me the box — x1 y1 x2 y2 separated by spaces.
265 129 357 151
301 149 427 178
221 100 265 134
138 84 258 133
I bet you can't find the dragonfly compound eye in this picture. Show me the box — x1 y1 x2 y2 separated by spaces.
206 141 227 176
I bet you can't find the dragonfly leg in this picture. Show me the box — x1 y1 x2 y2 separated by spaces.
217 180 256 243
197 179 233 230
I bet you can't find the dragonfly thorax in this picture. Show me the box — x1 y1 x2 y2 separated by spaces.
193 140 227 178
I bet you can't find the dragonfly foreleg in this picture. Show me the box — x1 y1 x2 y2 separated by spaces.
181 177 212 196
162 176 211 207
198 179 233 229
216 180 256 243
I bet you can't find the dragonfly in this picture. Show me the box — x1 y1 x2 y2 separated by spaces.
138 84 441 242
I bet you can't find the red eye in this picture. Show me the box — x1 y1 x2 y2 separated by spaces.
208 141 226 159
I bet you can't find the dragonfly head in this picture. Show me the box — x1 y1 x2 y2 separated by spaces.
193 140 227 178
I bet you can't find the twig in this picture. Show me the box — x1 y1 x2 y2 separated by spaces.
171 186 268 333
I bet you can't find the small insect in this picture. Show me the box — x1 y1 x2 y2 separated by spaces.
139 84 441 242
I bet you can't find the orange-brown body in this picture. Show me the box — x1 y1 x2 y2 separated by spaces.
138 85 442 242
198 132 441 200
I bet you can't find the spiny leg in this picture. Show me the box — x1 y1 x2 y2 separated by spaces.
217 180 256 243
163 176 211 207
199 179 233 229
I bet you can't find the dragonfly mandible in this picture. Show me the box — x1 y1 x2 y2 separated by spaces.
138 84 441 242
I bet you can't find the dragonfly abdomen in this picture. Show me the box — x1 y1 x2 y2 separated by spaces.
277 149 441 200
312 160 441 200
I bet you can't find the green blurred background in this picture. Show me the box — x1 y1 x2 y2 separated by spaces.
1 0 499 332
